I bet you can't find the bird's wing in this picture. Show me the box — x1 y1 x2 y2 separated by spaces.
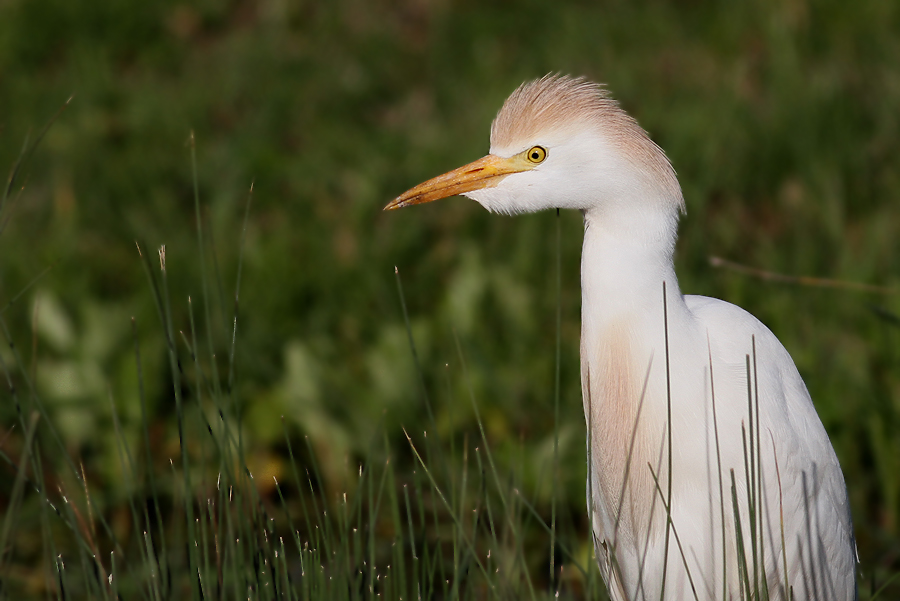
685 295 857 599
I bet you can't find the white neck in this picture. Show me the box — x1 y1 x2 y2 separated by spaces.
580 206 684 332
579 203 691 549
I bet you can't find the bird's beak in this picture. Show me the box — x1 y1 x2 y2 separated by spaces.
384 154 532 211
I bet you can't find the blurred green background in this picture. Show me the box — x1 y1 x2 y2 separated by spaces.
1 0 899 595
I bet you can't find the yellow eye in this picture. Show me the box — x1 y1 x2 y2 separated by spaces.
526 145 547 163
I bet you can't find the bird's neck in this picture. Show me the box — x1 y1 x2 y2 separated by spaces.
580 207 684 329
579 206 687 537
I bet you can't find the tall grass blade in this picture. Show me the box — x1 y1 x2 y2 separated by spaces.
1 96 72 230
648 464 699 601
659 281 673 600
551 208 562 591
0 411 39 573
402 428 491 584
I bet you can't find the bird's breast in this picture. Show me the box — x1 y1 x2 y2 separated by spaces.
582 316 666 547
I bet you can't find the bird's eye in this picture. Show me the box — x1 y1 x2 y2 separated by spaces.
526 146 547 164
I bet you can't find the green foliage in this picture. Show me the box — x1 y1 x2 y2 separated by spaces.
0 0 899 597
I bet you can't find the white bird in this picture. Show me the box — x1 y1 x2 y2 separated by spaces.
385 75 856 600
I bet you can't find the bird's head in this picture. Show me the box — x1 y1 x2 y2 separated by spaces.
384 74 684 220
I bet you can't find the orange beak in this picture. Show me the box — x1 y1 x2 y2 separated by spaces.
383 153 534 211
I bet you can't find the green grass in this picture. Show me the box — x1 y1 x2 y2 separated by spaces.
0 126 603 599
1 0 900 598
0 168 599 599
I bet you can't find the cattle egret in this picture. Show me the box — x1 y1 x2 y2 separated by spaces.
385 75 856 600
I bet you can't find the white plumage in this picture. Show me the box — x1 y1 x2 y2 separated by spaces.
386 74 856 600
